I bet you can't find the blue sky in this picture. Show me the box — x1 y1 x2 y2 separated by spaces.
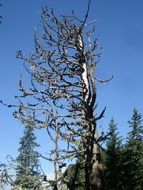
0 0 143 172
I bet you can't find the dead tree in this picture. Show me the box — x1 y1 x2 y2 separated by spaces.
14 1 112 189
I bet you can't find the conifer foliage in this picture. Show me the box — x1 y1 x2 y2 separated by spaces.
105 118 122 190
14 126 42 189
123 109 143 190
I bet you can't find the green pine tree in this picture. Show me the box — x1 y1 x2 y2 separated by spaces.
14 126 42 189
123 109 143 190
105 118 122 190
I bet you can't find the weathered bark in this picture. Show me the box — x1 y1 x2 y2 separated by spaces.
77 34 104 190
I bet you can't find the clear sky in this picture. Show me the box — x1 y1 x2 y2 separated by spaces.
0 0 143 173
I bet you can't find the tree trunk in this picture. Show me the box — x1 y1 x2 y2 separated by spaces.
77 34 104 190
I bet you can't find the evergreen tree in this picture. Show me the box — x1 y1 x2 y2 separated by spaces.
105 118 122 190
14 126 42 189
123 109 143 190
